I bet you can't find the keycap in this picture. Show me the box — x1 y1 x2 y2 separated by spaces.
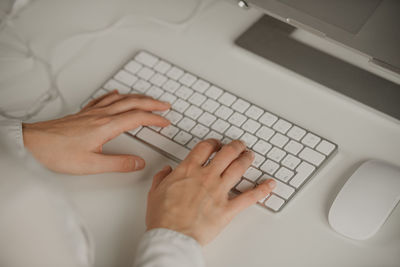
218 92 236 106
205 131 223 140
160 125 179 139
240 133 258 147
153 60 171 74
232 99 250 113
172 99 190 113
159 92 177 104
211 119 230 134
253 140 272 155
137 67 155 80
173 131 192 145
316 140 336 156
187 137 201 149
284 140 304 155
205 85 223 99
190 124 209 138
252 153 265 168
298 147 325 166
125 60 142 74
287 126 306 141
115 70 138 86
146 86 164 99
290 161 315 188
243 167 262 182
260 159 279 175
135 51 158 67
184 105 203 120
235 179 255 193
256 126 275 141
301 133 321 148
188 92 207 106
215 106 233 120
133 79 151 93
198 112 216 126
273 119 292 134
242 119 261 134
192 79 210 93
229 112 247 127
264 195 285 211
225 126 244 140
269 133 289 148
104 79 131 94
274 167 294 183
162 79 180 93
259 112 278 127
245 105 264 120
201 99 220 113
179 73 197 87
165 110 183 124
267 147 286 163
263 177 295 200
281 154 301 170
166 66 184 80
177 117 196 132
175 86 193 100
136 128 189 160
149 73 168 87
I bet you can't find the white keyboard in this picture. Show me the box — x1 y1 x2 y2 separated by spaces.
82 51 337 212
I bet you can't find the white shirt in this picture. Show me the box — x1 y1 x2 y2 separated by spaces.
0 119 205 267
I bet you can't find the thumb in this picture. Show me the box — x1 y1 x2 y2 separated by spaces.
89 153 145 173
150 165 172 191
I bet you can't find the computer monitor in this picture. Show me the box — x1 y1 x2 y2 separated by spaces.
236 0 400 120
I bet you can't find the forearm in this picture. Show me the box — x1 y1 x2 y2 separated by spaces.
133 228 205 267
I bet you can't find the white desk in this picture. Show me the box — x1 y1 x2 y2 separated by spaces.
1 0 399 266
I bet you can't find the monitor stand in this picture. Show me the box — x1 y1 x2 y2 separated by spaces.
235 15 400 121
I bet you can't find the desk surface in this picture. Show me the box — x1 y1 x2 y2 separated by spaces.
1 0 399 266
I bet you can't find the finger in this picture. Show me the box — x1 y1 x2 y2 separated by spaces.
150 165 172 191
181 139 221 167
227 179 276 216
87 153 146 173
105 97 171 115
208 140 246 174
107 110 170 137
221 150 254 191
93 93 126 108
81 90 118 111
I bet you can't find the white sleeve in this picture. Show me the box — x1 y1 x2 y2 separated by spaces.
133 228 205 267
0 119 25 155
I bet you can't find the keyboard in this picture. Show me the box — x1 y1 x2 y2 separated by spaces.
82 51 337 212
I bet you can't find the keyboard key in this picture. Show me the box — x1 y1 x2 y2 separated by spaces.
92 88 108 99
235 179 255 193
115 70 138 86
211 119 229 134
274 167 294 183
190 124 209 138
260 159 279 175
133 79 151 93
269 133 289 148
290 161 315 188
245 105 264 120
205 131 223 141
136 128 189 161
253 140 272 155
153 60 171 74
184 105 203 120
316 140 336 156
298 147 325 166
177 117 196 132
162 79 180 93
146 86 164 99
165 110 183 124
240 133 258 147
159 92 177 104
228 112 247 127
218 92 236 106
287 126 306 141
205 85 223 99
124 60 142 74
301 133 321 148
127 126 142 136
175 86 193 100
267 147 286 163
259 112 278 127
187 137 201 149
256 126 275 141
192 79 210 93
264 177 294 200
284 140 303 155
166 66 184 80
201 99 220 113
273 119 292 134
252 153 265 168
179 73 197 87
173 131 192 145
232 99 250 113
198 112 216 126
135 51 158 67
264 195 285 211
222 137 232 145
242 119 261 134
281 154 301 170
188 92 207 106
104 79 131 94
215 106 233 120
149 73 168 87
243 167 262 182
225 126 244 140
137 67 155 80
160 125 179 138
172 99 190 113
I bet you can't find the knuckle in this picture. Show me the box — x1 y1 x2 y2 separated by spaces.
195 140 215 151
120 157 134 171
92 115 112 126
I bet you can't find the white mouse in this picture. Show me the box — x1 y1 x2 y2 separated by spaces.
328 160 400 240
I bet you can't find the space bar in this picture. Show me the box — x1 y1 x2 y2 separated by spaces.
136 128 190 161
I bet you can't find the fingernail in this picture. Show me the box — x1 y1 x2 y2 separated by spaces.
135 159 145 170
267 179 276 189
